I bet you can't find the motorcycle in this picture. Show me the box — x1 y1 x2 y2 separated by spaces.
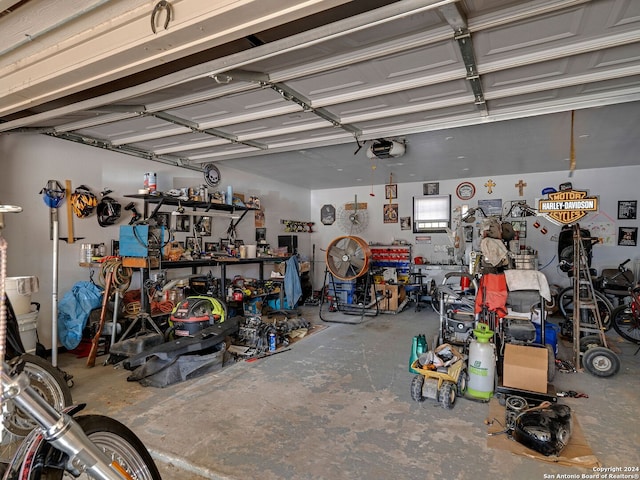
0 203 161 479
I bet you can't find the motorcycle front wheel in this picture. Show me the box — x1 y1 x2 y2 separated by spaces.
4 354 73 438
26 415 161 479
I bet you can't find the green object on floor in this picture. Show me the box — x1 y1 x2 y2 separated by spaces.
409 334 428 374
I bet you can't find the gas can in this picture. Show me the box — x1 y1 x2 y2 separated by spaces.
467 323 496 400
268 332 276 352
409 334 427 373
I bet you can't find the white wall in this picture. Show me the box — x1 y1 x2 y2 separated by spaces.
0 134 310 348
310 167 640 290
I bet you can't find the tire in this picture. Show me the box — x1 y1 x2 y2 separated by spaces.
579 334 604 352
557 287 613 331
410 375 426 402
582 347 620 378
439 382 456 409
612 305 640 345
4 354 73 438
457 369 468 396
29 414 161 479
546 345 556 382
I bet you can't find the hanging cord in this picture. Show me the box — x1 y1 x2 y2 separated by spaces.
98 258 133 291
143 278 174 315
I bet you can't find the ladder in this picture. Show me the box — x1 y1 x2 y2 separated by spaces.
572 224 608 368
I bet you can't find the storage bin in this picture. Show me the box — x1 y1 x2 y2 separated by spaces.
534 322 559 355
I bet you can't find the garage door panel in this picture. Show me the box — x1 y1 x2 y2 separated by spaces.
287 41 462 105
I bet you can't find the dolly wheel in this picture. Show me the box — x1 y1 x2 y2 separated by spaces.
410 375 426 402
457 369 468 396
579 335 603 352
440 382 456 409
582 347 620 378
546 345 556 382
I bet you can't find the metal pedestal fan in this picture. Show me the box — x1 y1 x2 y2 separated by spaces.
319 236 378 323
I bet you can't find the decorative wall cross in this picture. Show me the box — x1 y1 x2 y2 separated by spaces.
484 179 496 194
515 179 527 196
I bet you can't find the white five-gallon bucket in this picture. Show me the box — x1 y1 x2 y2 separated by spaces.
17 309 38 354
6 276 39 315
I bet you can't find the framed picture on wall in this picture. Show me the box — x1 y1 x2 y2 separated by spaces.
618 226 638 246
423 182 439 195
383 203 399 223
175 214 190 232
385 184 397 199
400 216 411 230
618 200 637 220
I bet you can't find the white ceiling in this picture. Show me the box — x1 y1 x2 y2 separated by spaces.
1 0 640 190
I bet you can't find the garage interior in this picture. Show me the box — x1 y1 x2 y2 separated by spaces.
1 1 639 479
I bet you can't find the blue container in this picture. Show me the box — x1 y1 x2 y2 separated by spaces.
268 332 276 352
534 323 559 355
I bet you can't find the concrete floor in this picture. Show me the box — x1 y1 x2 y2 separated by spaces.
56 304 640 480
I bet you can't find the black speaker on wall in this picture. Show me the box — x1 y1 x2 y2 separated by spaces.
278 235 298 254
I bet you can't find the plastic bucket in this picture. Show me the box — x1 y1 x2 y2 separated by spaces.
6 276 37 315
17 310 38 354
534 323 559 355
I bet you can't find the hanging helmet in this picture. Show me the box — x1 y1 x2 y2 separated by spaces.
70 185 97 218
97 196 122 227
39 180 65 208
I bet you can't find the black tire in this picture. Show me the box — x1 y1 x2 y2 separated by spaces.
4 354 73 438
612 305 640 345
30 414 161 479
410 375 426 402
439 382 456 409
582 347 620 378
579 334 604 352
558 287 613 331
546 345 556 382
457 369 468 396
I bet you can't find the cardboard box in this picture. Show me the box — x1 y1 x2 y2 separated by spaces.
502 343 548 393
371 284 406 311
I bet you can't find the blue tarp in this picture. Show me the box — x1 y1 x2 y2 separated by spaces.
57 281 103 350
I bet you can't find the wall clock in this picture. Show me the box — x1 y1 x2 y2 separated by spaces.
203 163 221 187
456 181 475 200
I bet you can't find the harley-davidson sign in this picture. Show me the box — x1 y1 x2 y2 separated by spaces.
538 189 598 224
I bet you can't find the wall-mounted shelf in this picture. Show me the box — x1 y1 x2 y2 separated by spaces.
124 194 257 226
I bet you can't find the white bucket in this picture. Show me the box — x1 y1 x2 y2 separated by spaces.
6 276 38 315
245 245 257 258
17 310 38 354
